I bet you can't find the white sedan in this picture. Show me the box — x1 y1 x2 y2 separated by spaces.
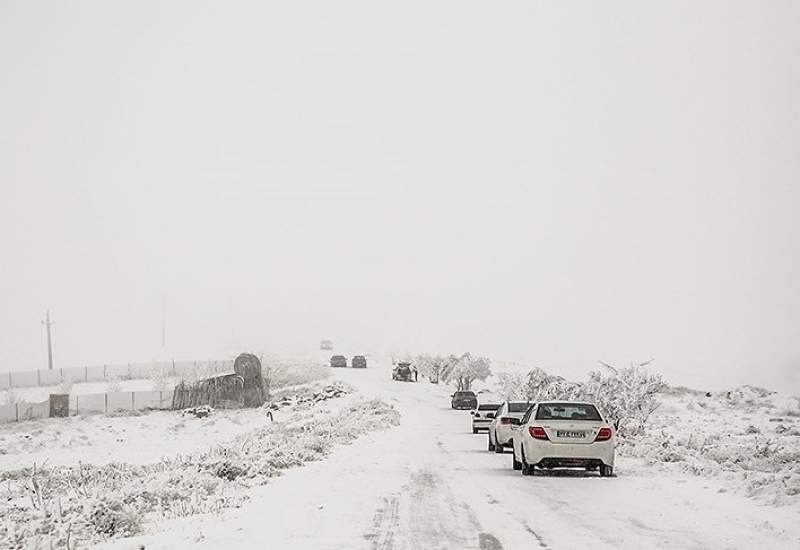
471 403 501 433
510 401 615 477
488 401 533 453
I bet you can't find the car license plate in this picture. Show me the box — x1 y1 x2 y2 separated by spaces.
557 430 586 438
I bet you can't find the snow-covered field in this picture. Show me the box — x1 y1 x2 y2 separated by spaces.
622 385 800 506
2 360 800 549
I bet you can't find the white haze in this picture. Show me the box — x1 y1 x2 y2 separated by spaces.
1 1 798 392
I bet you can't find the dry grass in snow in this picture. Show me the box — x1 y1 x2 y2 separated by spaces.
0 388 399 549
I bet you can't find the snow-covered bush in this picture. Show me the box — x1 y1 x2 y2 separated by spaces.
581 364 665 436
263 361 330 393
0 395 399 548
89 498 141 537
494 372 529 400
493 363 665 437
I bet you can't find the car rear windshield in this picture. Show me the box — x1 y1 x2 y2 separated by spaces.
508 402 532 413
455 391 476 397
478 404 500 410
535 403 602 421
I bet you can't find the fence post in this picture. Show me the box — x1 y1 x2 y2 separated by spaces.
103 364 107 379
59 368 64 383
131 392 135 410
105 393 108 414
172 359 176 376
84 367 88 383
15 403 19 422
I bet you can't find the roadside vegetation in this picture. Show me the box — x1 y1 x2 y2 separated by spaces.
0 379 397 549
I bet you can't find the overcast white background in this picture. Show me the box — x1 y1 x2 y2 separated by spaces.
1 1 798 391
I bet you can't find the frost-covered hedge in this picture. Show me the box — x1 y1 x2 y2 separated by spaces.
0 397 399 549
494 364 665 437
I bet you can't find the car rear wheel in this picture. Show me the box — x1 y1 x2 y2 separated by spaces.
488 433 496 452
520 448 534 476
512 446 522 471
472 427 478 434
600 464 614 477
494 438 504 453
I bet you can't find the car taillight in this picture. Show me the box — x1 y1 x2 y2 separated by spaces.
595 427 612 442
529 426 549 440
500 417 513 425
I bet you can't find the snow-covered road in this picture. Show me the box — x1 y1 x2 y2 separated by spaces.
104 363 800 550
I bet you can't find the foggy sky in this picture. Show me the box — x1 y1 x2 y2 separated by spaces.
1 1 799 392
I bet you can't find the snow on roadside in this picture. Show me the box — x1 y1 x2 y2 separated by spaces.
619 385 800 506
0 382 400 550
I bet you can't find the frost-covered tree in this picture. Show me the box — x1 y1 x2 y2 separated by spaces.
494 371 529 400
582 360 666 436
443 353 491 390
496 360 665 437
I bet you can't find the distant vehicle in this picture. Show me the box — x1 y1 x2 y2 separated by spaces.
392 362 416 381
330 355 347 368
320 340 334 351
488 401 533 452
352 355 367 369
511 401 615 476
450 390 478 410
470 403 501 433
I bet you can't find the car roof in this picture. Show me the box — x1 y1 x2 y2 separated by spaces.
536 400 597 406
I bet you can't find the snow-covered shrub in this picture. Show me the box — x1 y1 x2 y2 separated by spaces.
89 497 141 537
494 372 529 400
581 364 665 436
0 395 399 548
492 363 664 437
263 361 330 393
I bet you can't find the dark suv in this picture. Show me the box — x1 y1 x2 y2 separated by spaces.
451 390 478 410
330 355 347 368
351 355 367 368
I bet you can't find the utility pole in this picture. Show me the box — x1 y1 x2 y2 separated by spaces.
42 310 54 370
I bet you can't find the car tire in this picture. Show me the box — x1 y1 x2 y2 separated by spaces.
600 465 614 477
473 427 478 434
521 448 535 476
494 438 504 453
512 446 522 471
488 434 496 452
